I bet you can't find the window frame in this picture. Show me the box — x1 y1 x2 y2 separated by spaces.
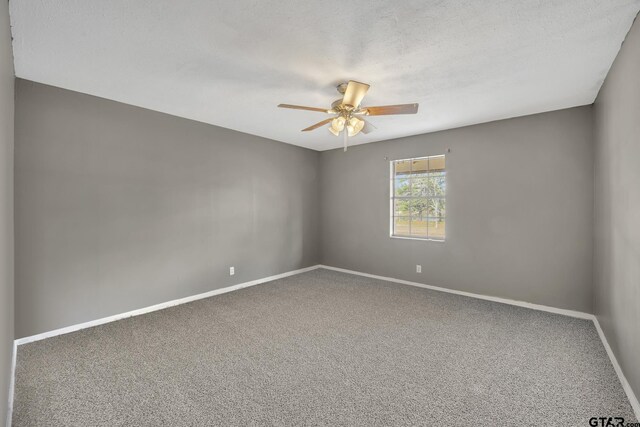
389 155 446 242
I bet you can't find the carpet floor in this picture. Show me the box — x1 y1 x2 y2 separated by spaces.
13 268 636 426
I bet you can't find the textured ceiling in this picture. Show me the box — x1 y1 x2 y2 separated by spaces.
9 0 640 151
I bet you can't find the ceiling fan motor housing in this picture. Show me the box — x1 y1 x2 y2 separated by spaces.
331 99 344 110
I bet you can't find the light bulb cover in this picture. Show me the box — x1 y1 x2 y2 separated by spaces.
331 116 346 131
347 117 364 136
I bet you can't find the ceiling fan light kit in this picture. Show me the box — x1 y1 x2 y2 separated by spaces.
278 80 419 151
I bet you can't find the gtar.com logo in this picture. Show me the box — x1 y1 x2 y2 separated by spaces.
589 417 640 427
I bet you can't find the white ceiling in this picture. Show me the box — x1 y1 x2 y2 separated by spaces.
9 0 640 151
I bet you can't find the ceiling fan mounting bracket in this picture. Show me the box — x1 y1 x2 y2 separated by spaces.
336 82 349 94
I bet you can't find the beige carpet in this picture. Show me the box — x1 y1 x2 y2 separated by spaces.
12 268 637 426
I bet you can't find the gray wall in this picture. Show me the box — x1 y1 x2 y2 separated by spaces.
320 107 594 312
594 15 640 400
0 0 14 423
14 79 320 338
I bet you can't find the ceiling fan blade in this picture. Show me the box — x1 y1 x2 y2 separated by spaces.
361 118 377 134
278 104 330 113
301 118 333 132
342 81 370 108
364 103 419 116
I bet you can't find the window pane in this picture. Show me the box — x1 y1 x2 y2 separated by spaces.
393 199 412 217
428 155 445 171
391 155 445 240
428 218 446 240
412 175 446 197
429 174 446 196
393 160 411 176
411 158 429 176
410 176 429 197
394 177 411 196
408 198 429 219
393 216 411 236
427 198 446 217
410 216 428 238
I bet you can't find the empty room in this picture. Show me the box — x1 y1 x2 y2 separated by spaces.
1 1 640 425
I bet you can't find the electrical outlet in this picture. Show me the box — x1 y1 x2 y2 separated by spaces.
229 266 235 276
416 265 422 273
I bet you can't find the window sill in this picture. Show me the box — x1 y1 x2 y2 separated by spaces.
390 235 445 243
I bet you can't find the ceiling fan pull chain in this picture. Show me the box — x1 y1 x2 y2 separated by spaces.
343 130 348 152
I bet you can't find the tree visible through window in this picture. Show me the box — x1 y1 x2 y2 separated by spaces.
390 155 446 240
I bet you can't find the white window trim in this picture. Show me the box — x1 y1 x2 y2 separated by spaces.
389 155 446 242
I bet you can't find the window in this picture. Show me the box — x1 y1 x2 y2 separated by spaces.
390 155 446 241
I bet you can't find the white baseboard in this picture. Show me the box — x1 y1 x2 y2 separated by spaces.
6 341 16 427
10 263 639 423
593 317 640 420
319 264 639 420
14 265 321 346
318 265 593 319
8 264 320 426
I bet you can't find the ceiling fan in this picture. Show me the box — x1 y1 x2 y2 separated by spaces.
278 81 419 151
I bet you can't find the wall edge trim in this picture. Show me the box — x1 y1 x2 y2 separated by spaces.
14 265 321 346
319 265 592 318
319 264 639 418
6 341 16 427
593 317 640 420
10 265 638 423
